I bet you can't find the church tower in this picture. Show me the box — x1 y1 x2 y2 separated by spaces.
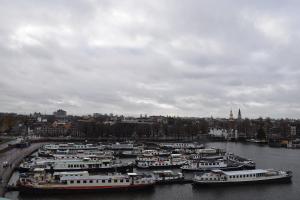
238 109 242 121
229 109 234 130
229 109 234 121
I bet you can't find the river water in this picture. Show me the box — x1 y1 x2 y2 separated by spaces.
5 142 300 200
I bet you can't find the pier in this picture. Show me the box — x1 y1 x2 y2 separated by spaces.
0 143 44 197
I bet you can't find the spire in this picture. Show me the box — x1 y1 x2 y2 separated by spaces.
238 108 242 120
229 109 234 121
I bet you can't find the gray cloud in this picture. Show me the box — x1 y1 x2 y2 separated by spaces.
0 0 300 118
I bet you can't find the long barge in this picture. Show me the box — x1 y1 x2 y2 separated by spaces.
17 171 155 193
193 169 292 186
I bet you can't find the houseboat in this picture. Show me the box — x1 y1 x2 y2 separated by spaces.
19 158 133 173
159 143 204 150
153 170 185 184
193 169 292 186
17 170 155 193
43 143 103 152
181 159 245 172
226 154 256 169
136 155 186 169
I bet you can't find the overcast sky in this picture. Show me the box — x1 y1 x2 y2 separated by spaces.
1 0 300 118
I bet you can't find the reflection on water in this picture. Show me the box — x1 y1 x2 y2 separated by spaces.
5 142 300 200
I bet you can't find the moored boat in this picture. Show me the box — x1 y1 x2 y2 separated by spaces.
18 157 133 173
181 159 245 172
136 154 187 169
153 170 185 184
17 171 155 193
193 169 292 186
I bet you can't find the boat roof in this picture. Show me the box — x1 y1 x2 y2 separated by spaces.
153 170 173 174
127 173 137 176
33 168 45 172
54 171 89 175
221 169 268 176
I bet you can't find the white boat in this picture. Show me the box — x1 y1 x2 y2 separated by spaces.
181 159 245 172
136 158 186 169
109 143 134 150
19 158 133 173
153 170 185 184
159 143 204 149
193 169 292 186
17 171 155 193
43 143 102 152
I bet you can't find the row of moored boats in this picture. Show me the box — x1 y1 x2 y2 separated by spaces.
14 142 292 193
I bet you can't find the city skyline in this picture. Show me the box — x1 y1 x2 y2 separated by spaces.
1 1 300 118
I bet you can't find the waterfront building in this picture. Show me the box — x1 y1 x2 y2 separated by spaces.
290 126 296 137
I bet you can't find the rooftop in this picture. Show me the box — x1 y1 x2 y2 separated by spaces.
221 169 268 176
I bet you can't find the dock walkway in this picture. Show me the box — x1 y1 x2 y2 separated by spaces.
0 143 44 197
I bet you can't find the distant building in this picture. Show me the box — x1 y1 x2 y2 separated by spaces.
237 109 242 121
53 109 67 119
229 109 234 130
291 126 296 137
229 109 234 121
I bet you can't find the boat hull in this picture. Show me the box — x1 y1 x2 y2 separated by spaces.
136 164 183 169
181 165 245 172
193 176 292 186
155 178 191 184
17 184 155 194
46 165 134 173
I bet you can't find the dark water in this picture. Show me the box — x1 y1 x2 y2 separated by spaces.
5 142 300 200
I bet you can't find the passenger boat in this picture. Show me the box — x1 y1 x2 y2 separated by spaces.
153 170 185 184
193 169 292 186
19 158 133 173
136 154 187 169
43 143 103 152
139 149 170 157
159 143 204 149
108 143 134 150
17 170 155 193
181 159 245 172
119 147 143 158
226 154 256 169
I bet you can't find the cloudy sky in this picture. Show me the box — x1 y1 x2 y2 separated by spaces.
1 0 300 118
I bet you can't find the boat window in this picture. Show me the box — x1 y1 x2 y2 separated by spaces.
126 179 129 182
120 179 124 183
114 179 117 183
77 180 80 184
70 180 74 184
108 179 111 183
83 180 87 183
89 180 93 183
102 180 105 183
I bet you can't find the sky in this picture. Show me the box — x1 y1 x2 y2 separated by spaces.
1 0 300 118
